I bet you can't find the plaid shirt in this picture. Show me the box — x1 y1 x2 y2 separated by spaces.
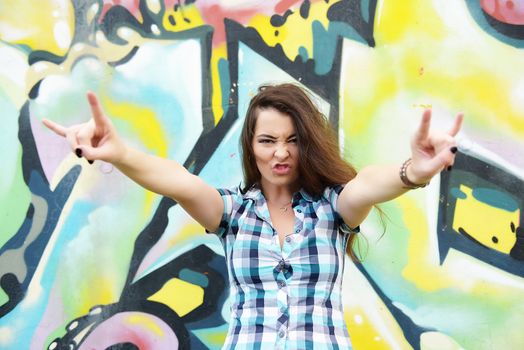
210 184 357 350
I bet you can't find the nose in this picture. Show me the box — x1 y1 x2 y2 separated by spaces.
274 143 289 160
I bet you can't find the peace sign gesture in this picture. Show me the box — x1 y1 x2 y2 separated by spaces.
406 108 464 185
42 92 126 164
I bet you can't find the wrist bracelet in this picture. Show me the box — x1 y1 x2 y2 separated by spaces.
399 158 429 189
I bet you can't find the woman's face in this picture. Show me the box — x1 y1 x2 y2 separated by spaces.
252 108 300 190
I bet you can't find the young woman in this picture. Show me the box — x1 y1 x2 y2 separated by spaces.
43 83 463 349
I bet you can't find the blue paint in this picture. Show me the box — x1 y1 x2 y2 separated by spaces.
179 268 209 288
298 46 309 63
472 188 519 212
312 20 335 75
450 187 467 199
361 0 370 23
0 200 96 349
218 58 231 116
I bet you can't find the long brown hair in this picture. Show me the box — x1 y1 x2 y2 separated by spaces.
240 83 361 259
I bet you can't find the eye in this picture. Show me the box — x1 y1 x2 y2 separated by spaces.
288 138 297 144
258 139 274 144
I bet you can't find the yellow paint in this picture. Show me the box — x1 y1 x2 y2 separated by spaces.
102 96 167 216
0 0 74 55
148 278 204 317
345 306 412 350
167 222 205 248
375 0 446 45
126 314 164 336
162 4 205 32
399 196 455 291
453 185 519 254
248 0 334 62
210 45 228 124
76 276 117 315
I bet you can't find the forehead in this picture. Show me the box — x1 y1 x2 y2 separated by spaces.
254 108 295 136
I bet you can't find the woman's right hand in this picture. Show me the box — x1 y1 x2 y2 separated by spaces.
42 92 126 164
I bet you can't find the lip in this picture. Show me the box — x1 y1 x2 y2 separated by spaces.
272 163 291 175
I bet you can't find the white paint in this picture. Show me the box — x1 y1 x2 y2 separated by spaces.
146 0 161 14
238 46 244 65
0 327 14 346
151 24 160 36
445 249 524 290
54 20 72 50
511 78 524 115
0 46 28 90
87 3 99 24
0 23 35 41
116 27 135 41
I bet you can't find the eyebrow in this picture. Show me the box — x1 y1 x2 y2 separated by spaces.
256 133 297 139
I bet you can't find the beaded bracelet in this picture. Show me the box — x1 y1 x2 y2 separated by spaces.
399 158 429 189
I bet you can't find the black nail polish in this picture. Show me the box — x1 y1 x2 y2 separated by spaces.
447 165 453 171
450 146 458 154
75 148 82 158
88 160 94 164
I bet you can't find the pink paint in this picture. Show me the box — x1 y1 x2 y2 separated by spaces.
480 0 524 25
99 0 141 23
79 311 179 349
30 286 68 349
30 111 72 185
275 0 303 14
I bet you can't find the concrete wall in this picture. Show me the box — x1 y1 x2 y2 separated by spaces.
1 0 523 349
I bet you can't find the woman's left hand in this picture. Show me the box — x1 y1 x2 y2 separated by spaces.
407 109 464 185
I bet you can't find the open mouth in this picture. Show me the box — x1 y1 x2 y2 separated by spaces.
273 164 291 175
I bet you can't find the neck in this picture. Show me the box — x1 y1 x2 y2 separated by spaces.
260 181 298 205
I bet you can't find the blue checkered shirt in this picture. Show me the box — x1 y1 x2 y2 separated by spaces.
210 184 357 350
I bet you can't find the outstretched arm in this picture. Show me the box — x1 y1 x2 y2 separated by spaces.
43 92 224 232
337 109 464 229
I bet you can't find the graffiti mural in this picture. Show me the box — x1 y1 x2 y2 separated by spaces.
1 0 523 349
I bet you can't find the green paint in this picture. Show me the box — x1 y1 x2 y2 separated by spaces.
0 287 8 307
191 323 229 349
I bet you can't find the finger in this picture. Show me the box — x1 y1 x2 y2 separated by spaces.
76 144 104 162
448 112 464 136
424 144 457 174
413 109 432 143
42 118 67 137
76 127 93 148
66 130 79 153
86 91 110 128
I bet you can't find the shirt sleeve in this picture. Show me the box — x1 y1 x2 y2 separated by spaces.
324 185 360 235
206 187 237 238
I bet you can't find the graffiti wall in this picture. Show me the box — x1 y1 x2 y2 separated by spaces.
1 0 523 349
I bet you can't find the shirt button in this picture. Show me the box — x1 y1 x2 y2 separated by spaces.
285 236 292 243
278 280 286 288
278 331 285 338
295 229 300 233
280 306 286 313
297 209 302 213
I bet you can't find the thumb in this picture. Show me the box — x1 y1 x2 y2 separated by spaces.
424 147 455 174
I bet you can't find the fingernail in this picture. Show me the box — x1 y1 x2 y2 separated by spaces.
75 148 82 158
447 165 453 171
88 160 94 164
450 146 458 154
